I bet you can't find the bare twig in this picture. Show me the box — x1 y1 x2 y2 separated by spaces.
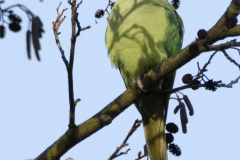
230 47 240 53
75 13 81 37
222 49 240 69
151 80 222 95
52 2 68 66
105 0 112 15
196 51 218 79
74 12 90 37
81 25 91 31
60 0 89 128
219 75 240 88
135 145 148 160
204 39 240 51
3 4 34 20
108 119 143 160
68 0 73 6
123 119 142 144
68 0 78 128
53 1 88 128
174 92 181 102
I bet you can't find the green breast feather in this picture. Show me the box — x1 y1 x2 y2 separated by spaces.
106 0 183 87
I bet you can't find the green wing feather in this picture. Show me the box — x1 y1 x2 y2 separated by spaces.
106 0 183 159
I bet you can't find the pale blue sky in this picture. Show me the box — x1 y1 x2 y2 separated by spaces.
1 0 240 160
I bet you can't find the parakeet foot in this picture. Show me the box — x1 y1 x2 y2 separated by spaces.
133 75 147 92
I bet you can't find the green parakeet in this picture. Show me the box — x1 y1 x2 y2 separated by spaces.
105 0 183 159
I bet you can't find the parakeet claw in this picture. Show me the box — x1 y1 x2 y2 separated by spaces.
133 75 147 92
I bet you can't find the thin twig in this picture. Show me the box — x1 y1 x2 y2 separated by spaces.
135 145 148 160
218 75 240 88
77 0 83 7
200 39 240 52
65 0 90 128
123 119 142 144
155 74 240 94
68 0 73 6
150 80 222 95
68 0 78 128
104 0 112 15
170 97 179 101
177 91 185 97
108 119 143 160
222 49 240 69
52 2 68 66
196 51 218 79
75 13 91 37
174 92 181 102
75 13 81 37
3 4 34 20
53 1 79 128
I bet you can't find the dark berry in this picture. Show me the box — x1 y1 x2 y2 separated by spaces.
9 22 21 32
166 122 179 134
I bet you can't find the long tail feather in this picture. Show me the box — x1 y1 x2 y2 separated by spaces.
142 106 167 160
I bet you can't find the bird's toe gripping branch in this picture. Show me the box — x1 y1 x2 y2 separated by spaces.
133 75 147 92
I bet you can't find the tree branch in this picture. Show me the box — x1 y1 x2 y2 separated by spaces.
222 49 240 68
53 2 68 66
108 119 142 160
68 0 78 128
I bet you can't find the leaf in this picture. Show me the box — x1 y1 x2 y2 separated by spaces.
26 30 31 59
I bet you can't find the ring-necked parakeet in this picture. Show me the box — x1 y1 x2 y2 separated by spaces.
105 0 184 160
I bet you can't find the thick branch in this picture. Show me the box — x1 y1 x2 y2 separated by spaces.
35 88 141 160
141 0 240 88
